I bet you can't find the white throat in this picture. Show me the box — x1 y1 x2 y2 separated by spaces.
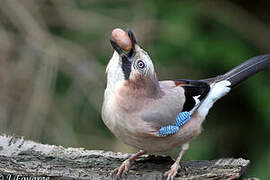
106 51 125 91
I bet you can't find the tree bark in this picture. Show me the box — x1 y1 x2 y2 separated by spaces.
0 135 251 180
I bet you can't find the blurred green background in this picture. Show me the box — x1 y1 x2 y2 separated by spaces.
0 0 269 179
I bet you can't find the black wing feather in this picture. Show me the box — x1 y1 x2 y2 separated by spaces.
174 79 210 111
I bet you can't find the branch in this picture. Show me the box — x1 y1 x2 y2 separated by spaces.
0 135 250 179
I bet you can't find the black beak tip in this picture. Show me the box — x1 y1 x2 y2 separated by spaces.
127 30 137 46
110 38 123 55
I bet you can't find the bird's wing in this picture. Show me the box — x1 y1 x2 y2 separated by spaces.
174 79 210 112
140 80 210 129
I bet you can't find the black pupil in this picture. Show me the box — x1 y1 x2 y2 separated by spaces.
138 61 145 69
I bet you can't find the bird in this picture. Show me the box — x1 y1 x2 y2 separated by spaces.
101 28 270 180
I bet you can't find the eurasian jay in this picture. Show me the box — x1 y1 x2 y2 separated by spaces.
102 28 270 179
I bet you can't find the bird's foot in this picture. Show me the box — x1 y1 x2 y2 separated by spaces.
164 162 180 180
112 150 145 179
112 159 133 179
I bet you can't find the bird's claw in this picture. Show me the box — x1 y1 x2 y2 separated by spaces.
164 162 180 180
112 159 133 179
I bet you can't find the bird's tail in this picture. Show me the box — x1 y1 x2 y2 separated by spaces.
197 54 270 118
203 54 270 88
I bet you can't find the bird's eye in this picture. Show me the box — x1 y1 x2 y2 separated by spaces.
137 60 145 69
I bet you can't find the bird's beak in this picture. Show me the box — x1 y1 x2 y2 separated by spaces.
110 30 137 80
110 30 137 59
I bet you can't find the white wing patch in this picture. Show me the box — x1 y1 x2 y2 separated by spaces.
193 95 201 105
198 80 231 118
190 95 202 114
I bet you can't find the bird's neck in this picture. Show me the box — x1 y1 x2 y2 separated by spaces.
124 74 161 98
106 52 125 92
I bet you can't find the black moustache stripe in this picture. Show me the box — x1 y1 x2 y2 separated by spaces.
121 56 132 80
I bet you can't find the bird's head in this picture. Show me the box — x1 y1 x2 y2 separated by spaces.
106 29 160 96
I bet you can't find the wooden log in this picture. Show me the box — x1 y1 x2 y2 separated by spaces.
0 135 251 180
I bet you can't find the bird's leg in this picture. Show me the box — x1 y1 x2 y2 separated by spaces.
164 143 189 180
113 150 145 179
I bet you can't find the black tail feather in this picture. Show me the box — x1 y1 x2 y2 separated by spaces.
223 54 270 88
203 54 270 88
